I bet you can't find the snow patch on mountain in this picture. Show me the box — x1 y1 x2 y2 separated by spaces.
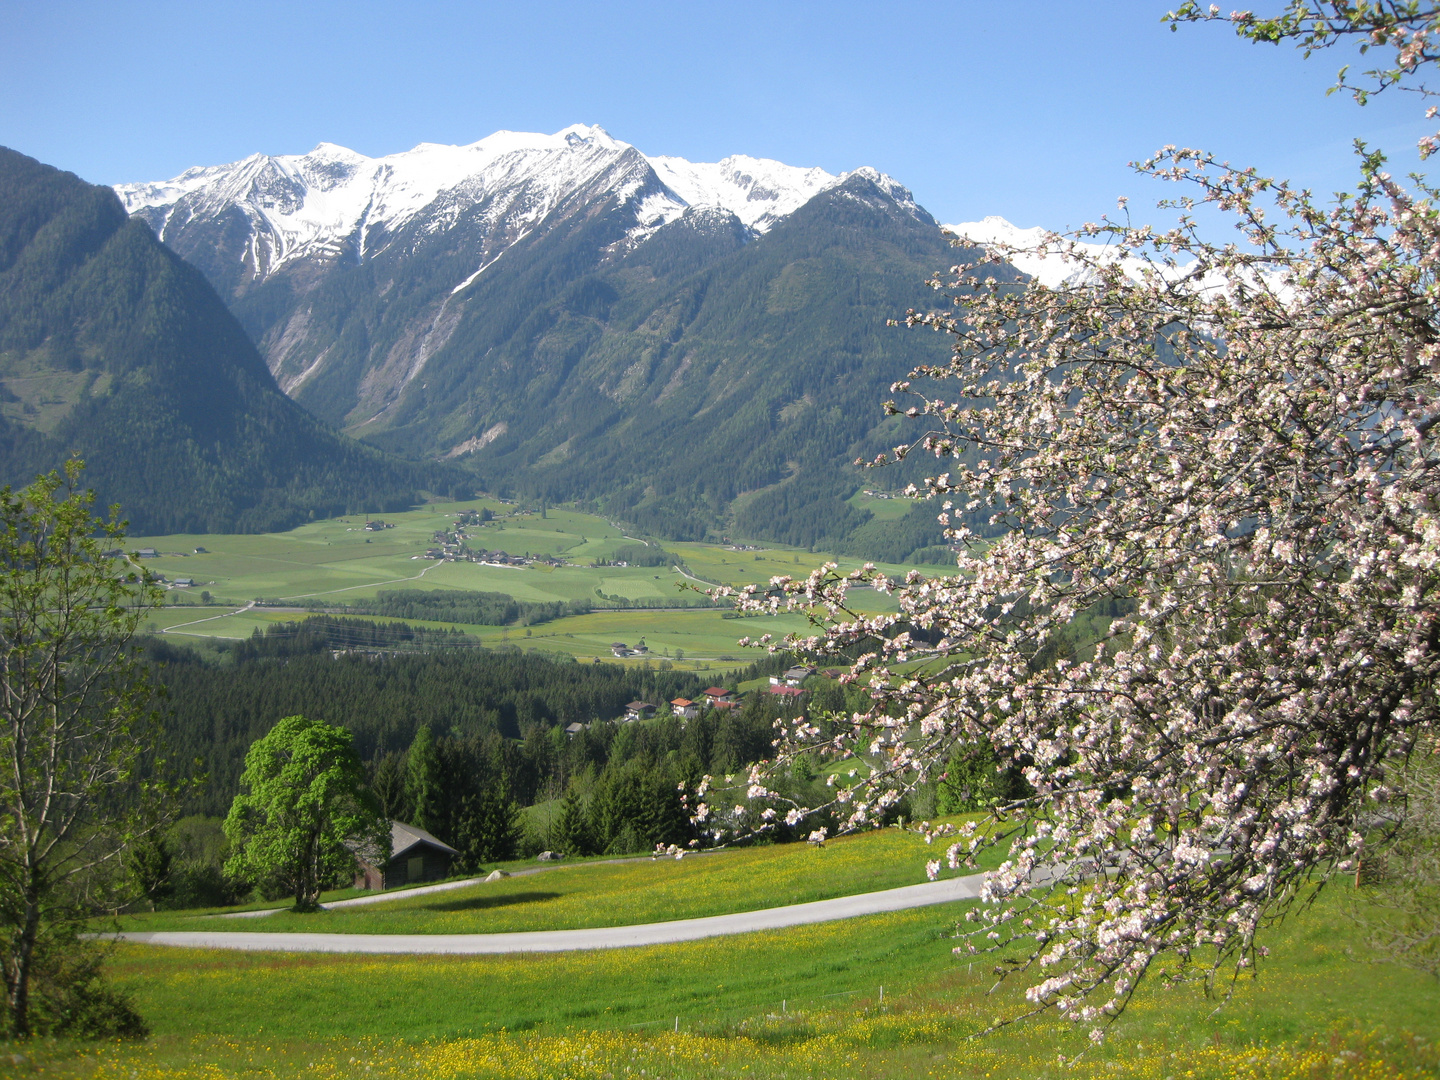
648 154 835 232
116 125 638 279
942 216 1167 288
942 216 1280 303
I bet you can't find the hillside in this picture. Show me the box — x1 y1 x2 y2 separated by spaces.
0 147 449 532
119 130 1020 551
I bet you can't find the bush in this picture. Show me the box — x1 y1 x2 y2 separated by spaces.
0 937 147 1039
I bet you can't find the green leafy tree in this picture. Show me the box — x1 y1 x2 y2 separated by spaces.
223 715 387 911
0 460 167 1038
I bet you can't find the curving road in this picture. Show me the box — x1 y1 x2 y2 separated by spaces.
110 873 986 955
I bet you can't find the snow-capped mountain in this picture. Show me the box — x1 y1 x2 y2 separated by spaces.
109 127 990 553
113 124 927 429
943 215 1211 289
115 125 900 289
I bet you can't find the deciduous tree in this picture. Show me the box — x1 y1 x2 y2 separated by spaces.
224 715 387 910
0 460 166 1038
726 4 1440 1040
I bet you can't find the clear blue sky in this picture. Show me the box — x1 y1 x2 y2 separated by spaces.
1 0 1430 229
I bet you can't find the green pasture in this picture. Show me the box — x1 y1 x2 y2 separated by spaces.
35 883 1440 1079
846 490 918 522
113 826 975 935
133 498 908 665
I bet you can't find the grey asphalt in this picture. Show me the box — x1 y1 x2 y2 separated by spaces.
112 874 986 955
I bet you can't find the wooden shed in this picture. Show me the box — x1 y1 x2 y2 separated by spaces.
354 821 458 891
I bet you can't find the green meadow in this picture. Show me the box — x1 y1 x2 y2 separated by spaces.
112 825 992 935
29 835 1440 1079
134 499 910 669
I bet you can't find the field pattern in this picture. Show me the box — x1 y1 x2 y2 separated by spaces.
134 500 908 668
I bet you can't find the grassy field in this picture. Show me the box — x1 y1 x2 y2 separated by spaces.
111 826 996 935
135 499 910 669
25 886 1440 1079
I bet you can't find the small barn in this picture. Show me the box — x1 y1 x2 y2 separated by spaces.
354 821 458 891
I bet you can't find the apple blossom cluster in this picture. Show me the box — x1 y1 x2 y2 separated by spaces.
718 137 1439 1037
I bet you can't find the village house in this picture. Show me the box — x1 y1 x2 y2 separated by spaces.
770 665 816 687
670 697 699 721
624 701 657 722
703 686 736 707
564 721 586 739
766 684 806 701
353 821 458 890
611 642 629 658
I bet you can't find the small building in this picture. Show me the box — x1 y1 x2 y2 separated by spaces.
353 821 458 891
670 697 699 721
136 548 158 558
173 577 194 587
703 687 735 707
611 642 629 657
767 684 806 700
564 721 586 739
193 546 209 554
770 665 816 687
624 701 657 722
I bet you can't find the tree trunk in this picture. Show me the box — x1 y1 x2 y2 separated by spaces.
8 887 41 1038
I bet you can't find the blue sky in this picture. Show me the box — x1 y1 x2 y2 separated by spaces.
1 0 1431 229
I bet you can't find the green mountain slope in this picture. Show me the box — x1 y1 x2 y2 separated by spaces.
0 148 448 532
370 175 1012 550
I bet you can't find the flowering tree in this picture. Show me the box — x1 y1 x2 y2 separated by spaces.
722 5 1440 1040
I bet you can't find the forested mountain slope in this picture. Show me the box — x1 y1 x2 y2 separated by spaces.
0 147 448 532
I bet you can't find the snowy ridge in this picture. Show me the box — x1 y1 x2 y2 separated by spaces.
648 154 836 232
943 216 1163 289
117 125 644 278
943 216 1287 303
115 126 917 284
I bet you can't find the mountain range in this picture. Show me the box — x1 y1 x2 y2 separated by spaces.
114 126 1023 552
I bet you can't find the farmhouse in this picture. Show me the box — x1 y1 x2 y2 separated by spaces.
770 665 816 687
670 697 698 720
624 701 657 722
703 687 735 707
353 821 458 890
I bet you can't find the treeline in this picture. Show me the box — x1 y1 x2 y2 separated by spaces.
231 615 479 660
369 674 818 859
147 622 794 816
599 543 673 567
301 589 593 628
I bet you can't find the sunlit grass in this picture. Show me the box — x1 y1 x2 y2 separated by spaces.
112 825 972 934
27 890 1440 1078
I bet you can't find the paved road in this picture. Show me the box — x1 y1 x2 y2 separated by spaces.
112 874 985 955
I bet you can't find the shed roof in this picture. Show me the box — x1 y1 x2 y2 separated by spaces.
390 820 458 861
